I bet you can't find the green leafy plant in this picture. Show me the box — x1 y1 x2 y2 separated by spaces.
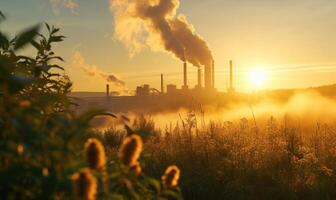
0 12 182 200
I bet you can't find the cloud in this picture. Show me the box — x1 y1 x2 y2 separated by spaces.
50 0 79 15
268 63 336 73
71 51 130 95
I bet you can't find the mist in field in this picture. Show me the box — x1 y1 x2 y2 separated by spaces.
91 91 336 131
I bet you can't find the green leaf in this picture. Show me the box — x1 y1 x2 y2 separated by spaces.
0 11 5 21
49 36 65 43
46 73 61 78
51 27 60 34
45 23 51 32
30 40 42 51
0 32 9 49
17 55 34 61
98 112 117 118
14 24 41 50
147 177 161 192
47 56 64 62
162 190 183 200
42 64 64 72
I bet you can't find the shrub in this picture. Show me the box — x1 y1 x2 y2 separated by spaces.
0 13 182 200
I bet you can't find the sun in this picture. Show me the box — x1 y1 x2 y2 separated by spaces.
249 68 267 89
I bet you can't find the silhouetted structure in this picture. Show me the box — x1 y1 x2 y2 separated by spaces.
204 64 211 89
212 59 215 88
161 74 164 93
182 62 188 89
228 60 235 93
197 67 202 88
204 59 215 90
72 58 246 113
106 84 110 97
136 84 150 96
167 84 177 93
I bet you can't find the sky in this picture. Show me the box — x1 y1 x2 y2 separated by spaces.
1 0 336 93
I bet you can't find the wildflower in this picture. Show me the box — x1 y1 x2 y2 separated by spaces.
130 162 142 175
42 167 49 176
71 168 97 200
118 134 143 167
17 144 24 155
19 100 31 108
84 138 106 171
162 165 180 188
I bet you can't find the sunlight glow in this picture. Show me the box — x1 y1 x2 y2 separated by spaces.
249 68 268 89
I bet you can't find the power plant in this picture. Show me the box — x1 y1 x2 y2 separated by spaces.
133 59 235 96
102 59 236 98
73 60 237 114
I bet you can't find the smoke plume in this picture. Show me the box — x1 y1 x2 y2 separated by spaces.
110 0 213 67
50 0 78 15
71 51 129 95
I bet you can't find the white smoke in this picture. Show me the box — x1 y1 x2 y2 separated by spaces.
109 0 213 67
50 0 79 15
71 51 130 95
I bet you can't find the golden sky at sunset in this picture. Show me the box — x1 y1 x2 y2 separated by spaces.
2 0 336 93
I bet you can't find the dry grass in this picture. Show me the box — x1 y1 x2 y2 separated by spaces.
102 114 336 200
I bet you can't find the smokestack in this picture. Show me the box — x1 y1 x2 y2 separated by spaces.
204 64 211 89
161 73 164 93
183 62 188 89
197 67 202 87
212 59 215 88
229 60 233 90
106 84 110 97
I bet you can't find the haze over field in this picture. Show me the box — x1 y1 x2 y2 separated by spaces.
88 90 336 131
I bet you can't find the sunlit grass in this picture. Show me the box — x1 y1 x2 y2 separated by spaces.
101 114 336 200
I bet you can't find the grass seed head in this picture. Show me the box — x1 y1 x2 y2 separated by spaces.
72 168 97 200
119 134 143 167
85 138 106 171
17 144 24 155
162 165 180 188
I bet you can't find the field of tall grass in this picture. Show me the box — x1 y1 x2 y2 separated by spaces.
100 114 336 200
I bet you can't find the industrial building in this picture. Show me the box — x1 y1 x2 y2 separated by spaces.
72 60 238 114
132 60 235 97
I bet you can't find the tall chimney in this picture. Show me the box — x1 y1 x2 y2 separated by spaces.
161 73 164 93
106 84 110 97
204 64 211 89
197 67 202 87
229 60 233 90
212 59 215 88
183 62 188 89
